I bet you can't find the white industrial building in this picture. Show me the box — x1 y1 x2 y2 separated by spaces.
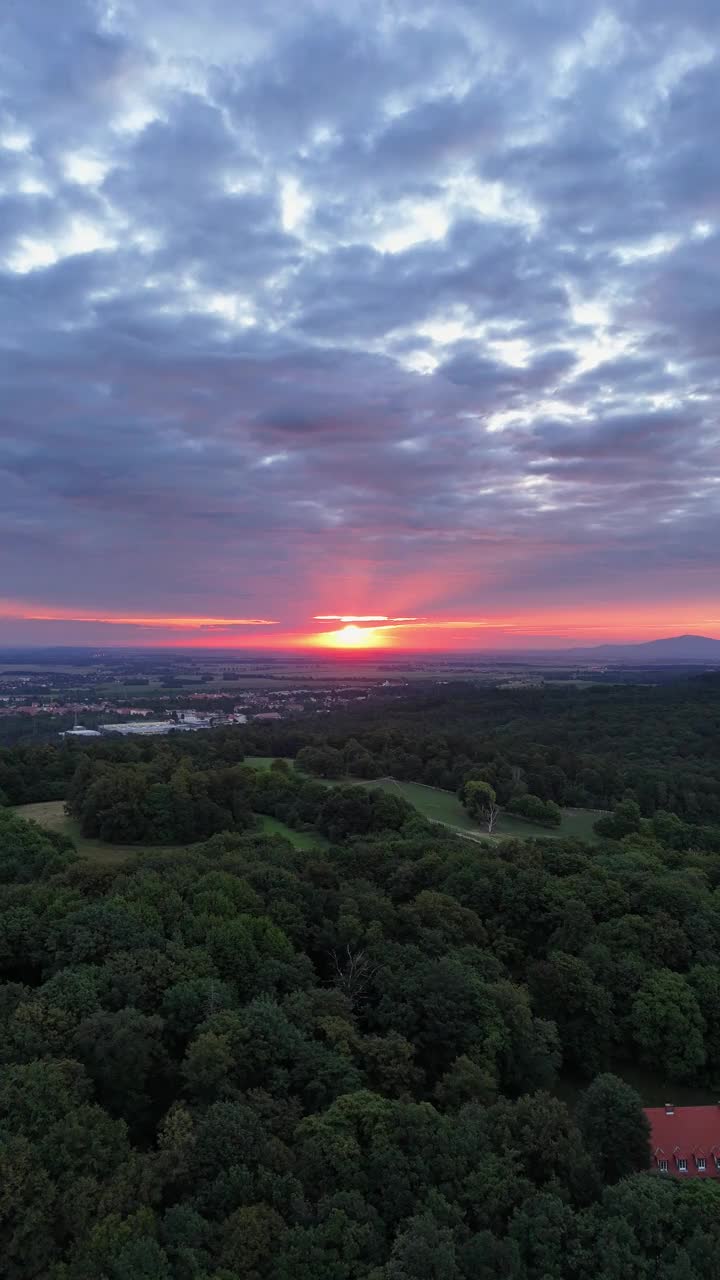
98 718 212 736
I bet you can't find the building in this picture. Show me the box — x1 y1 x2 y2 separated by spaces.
645 1104 720 1176
98 719 210 736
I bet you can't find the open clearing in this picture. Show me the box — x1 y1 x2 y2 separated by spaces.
361 778 602 841
14 766 601 866
246 759 603 842
255 814 329 849
14 799 327 862
12 801 192 865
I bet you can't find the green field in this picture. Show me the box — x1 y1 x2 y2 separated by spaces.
255 814 328 849
12 801 179 866
244 759 603 842
362 779 603 841
15 767 601 867
14 799 326 863
361 778 486 831
497 805 604 841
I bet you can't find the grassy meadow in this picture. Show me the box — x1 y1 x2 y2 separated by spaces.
13 761 602 867
13 798 327 863
246 759 603 842
12 801 172 866
360 777 603 841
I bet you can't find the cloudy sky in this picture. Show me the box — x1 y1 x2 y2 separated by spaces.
2 0 719 650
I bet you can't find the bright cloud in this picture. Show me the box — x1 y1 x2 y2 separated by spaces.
1 0 719 648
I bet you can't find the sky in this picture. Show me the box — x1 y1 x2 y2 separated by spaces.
1 0 719 651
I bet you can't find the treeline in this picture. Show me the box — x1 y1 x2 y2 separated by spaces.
3 801 720 1276
4 674 720 823
64 755 416 846
281 676 720 821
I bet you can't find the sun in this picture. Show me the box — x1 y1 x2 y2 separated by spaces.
318 624 385 649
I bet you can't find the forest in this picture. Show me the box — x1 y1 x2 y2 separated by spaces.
2 674 720 824
3 675 720 1276
3 768 720 1275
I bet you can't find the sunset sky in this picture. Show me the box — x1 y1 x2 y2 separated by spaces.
2 1 719 651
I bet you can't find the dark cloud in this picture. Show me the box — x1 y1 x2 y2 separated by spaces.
1 0 719 641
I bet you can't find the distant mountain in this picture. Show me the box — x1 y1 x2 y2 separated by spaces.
561 634 720 662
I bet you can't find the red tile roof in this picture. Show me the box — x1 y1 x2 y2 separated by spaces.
645 1105 720 1176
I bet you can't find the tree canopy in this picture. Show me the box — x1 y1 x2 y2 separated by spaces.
2 784 720 1276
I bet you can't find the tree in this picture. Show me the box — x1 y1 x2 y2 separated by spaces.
508 794 562 827
508 1192 576 1280
528 952 613 1076
343 738 378 778
462 781 499 833
576 1074 651 1182
219 1203 287 1276
71 1009 168 1124
182 1030 233 1097
688 966 720 1070
0 1134 57 1280
296 745 345 779
382 1208 460 1279
631 970 706 1081
0 1057 91 1138
595 801 643 840
161 976 236 1046
330 944 378 1005
434 1055 497 1110
0 809 77 883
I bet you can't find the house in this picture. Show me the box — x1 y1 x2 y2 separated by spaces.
645 1103 720 1176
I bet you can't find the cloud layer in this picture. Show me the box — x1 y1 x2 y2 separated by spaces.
1 0 719 646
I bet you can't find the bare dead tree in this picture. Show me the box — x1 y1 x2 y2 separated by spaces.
329 945 379 1005
485 801 500 834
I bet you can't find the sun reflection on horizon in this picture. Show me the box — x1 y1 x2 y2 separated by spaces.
309 623 391 649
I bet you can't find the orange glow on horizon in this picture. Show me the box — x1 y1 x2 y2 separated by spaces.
2 596 720 650
0 602 278 629
310 623 391 649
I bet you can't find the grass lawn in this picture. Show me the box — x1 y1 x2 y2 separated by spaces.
360 778 482 830
12 801 172 866
14 799 327 865
243 760 603 843
255 814 329 849
352 778 603 842
496 805 605 841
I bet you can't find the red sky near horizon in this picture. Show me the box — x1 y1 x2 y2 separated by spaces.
1 600 719 651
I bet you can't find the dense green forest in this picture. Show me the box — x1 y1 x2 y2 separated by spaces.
3 677 720 1276
4 772 720 1276
3 675 720 823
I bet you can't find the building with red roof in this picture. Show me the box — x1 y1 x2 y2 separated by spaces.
645 1104 720 1177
